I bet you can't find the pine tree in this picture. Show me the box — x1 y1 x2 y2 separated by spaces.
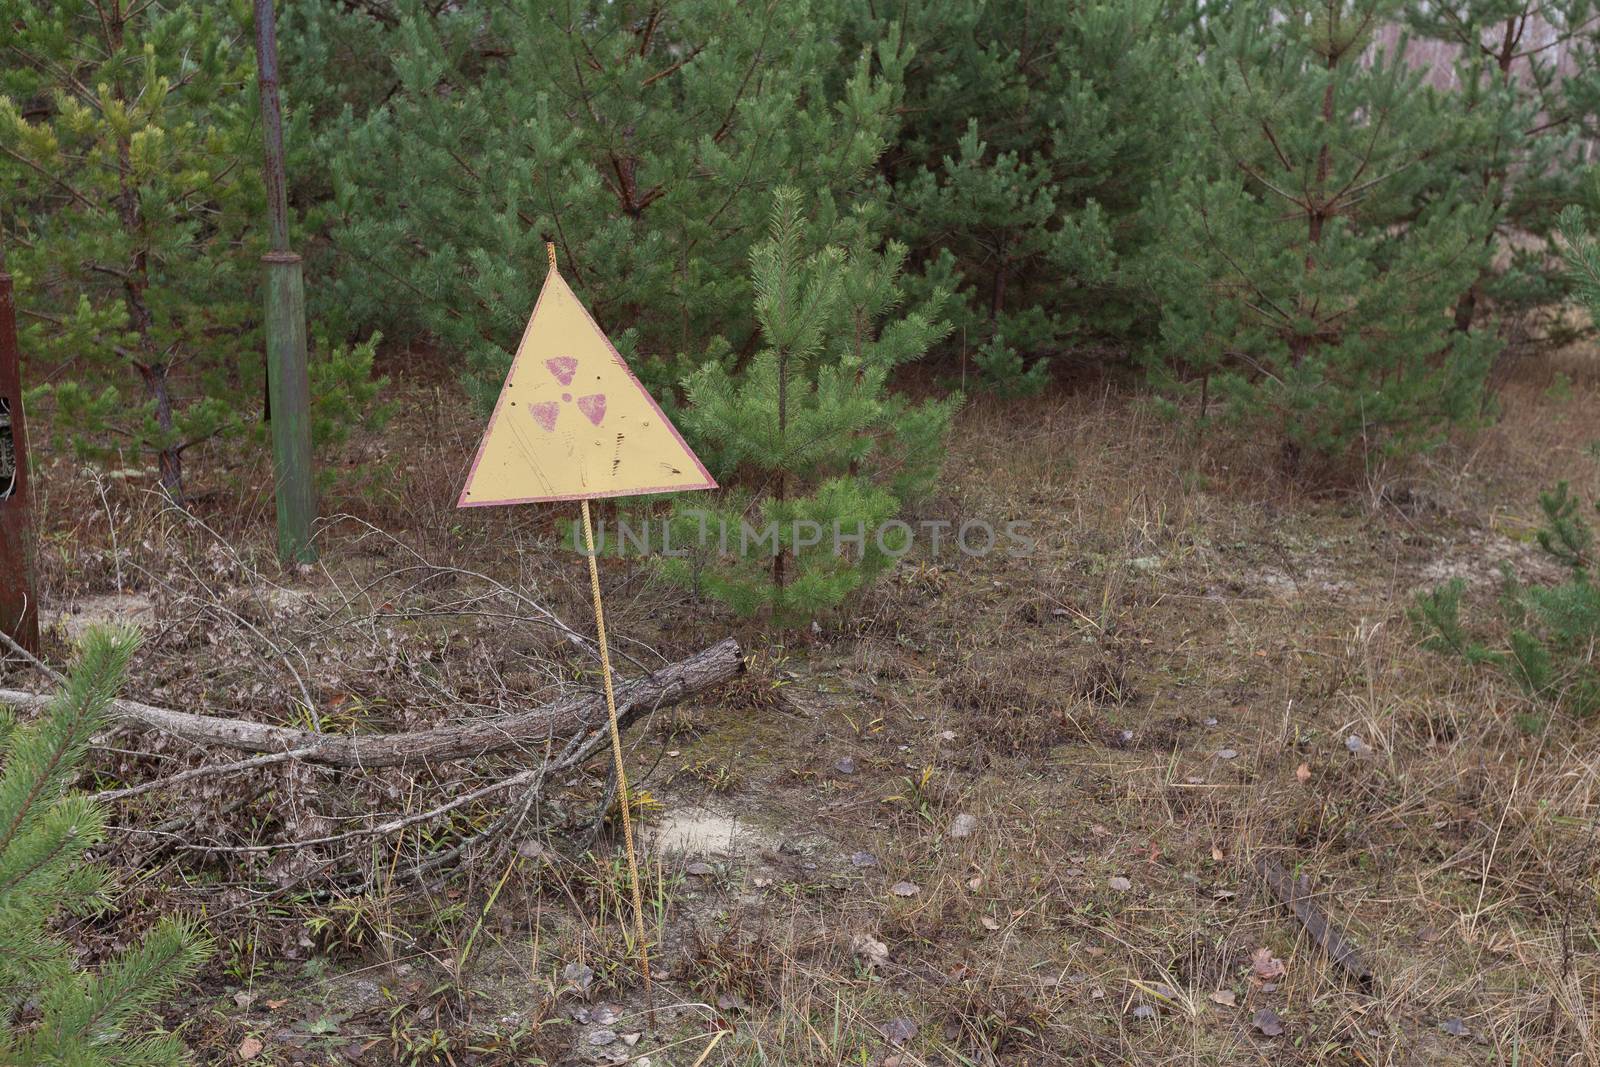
0 626 210 1065
1404 0 1589 340
301 0 911 413
0 0 388 501
662 189 956 621
853 0 1190 394
0 0 257 497
1146 0 1498 466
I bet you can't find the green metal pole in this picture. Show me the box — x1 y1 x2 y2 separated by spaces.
254 0 316 563
263 252 315 562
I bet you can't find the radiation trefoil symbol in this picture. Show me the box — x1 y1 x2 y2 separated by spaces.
527 356 606 432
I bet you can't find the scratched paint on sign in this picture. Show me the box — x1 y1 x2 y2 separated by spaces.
458 269 716 505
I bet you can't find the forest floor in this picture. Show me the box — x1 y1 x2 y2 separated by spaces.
14 343 1600 1066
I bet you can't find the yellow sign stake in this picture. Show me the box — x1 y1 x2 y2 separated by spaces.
460 243 715 1027
579 495 653 1020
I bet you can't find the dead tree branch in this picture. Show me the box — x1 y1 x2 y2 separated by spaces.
0 637 743 769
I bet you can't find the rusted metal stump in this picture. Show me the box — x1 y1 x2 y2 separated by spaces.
0 245 39 654
1253 854 1374 987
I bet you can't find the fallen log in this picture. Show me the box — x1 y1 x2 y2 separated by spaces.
0 636 743 770
1252 854 1374 987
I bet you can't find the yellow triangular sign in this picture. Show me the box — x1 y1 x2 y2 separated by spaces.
459 269 717 506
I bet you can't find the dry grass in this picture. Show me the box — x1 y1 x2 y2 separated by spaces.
5 348 1600 1065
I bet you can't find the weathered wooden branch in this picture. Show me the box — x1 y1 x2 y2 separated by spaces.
1253 854 1375 987
0 637 743 770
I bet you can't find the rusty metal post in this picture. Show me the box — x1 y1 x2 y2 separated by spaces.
0 241 40 654
254 0 317 563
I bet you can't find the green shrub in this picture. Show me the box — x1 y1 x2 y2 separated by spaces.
972 336 1050 399
0 627 210 1064
662 189 956 621
1413 483 1600 726
248 330 394 490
